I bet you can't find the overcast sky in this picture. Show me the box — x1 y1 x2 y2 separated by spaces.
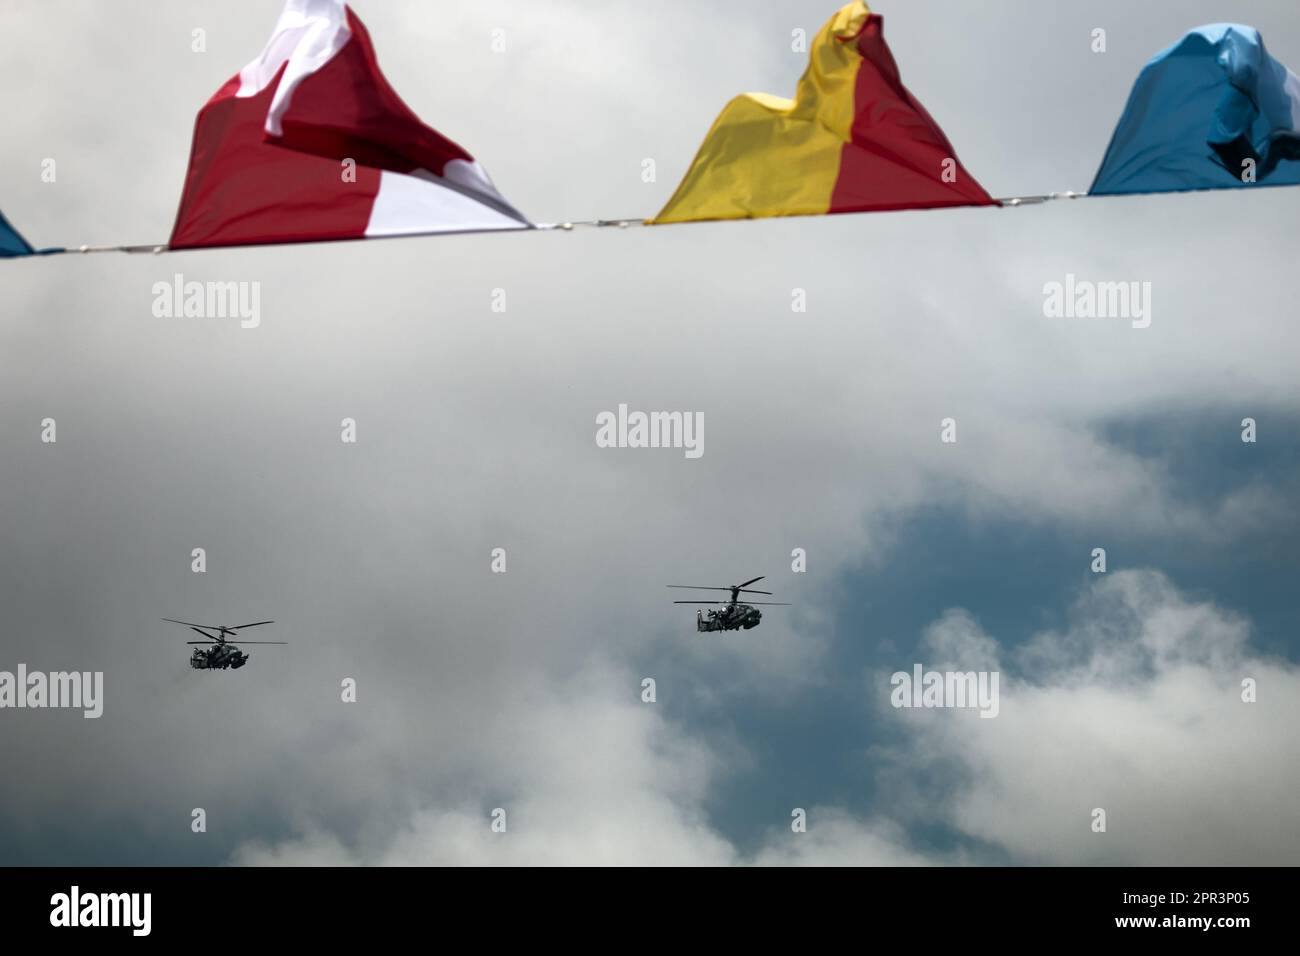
1 0 1298 865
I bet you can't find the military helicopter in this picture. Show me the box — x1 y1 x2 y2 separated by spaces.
668 576 790 632
163 618 284 670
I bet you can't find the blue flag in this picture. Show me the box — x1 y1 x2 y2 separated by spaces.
1091 24 1300 195
0 208 36 257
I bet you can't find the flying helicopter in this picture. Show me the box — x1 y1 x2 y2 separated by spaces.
668 576 790 632
163 618 284 670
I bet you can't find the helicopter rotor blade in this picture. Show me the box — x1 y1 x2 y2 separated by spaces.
163 618 223 631
667 581 771 593
737 576 766 589
228 621 274 630
187 627 220 642
227 641 288 645
744 602 791 606
673 601 725 604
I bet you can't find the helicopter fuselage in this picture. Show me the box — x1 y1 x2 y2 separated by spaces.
190 644 249 670
697 604 762 632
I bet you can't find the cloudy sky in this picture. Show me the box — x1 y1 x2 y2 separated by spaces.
1 0 1297 865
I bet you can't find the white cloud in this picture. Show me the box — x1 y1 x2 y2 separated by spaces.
235 571 1300 866
749 813 947 867
234 659 739 866
875 570 1300 864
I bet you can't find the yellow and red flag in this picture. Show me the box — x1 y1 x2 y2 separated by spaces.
651 2 994 224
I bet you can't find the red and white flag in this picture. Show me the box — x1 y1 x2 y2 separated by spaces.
169 0 529 249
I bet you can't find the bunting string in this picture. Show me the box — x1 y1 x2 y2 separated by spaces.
56 193 1089 257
